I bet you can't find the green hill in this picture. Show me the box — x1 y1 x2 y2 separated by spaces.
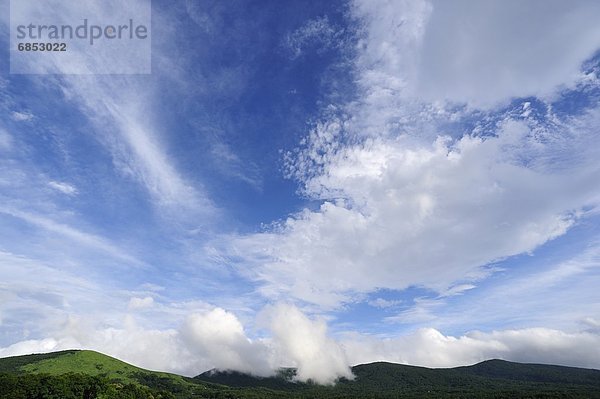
0 350 193 387
2 350 600 398
0 350 223 398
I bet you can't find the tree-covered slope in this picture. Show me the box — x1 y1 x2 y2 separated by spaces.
196 359 600 398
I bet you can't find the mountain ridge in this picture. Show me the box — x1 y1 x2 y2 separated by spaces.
1 350 600 398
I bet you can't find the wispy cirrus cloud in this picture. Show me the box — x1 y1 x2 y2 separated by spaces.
54 76 216 218
283 16 345 59
48 181 78 196
1 0 216 219
0 128 12 151
0 207 143 266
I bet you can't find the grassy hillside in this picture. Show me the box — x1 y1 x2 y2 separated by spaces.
0 350 215 398
1 350 187 385
0 350 78 373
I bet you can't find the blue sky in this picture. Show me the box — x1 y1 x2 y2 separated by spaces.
1 0 600 383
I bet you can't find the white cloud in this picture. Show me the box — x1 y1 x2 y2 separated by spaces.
128 296 154 310
351 0 600 108
261 304 353 384
0 338 80 358
440 284 476 298
180 308 272 376
58 77 213 215
234 114 600 308
48 181 78 196
210 141 263 189
10 111 34 122
0 208 142 266
368 298 402 309
416 0 600 107
386 298 444 324
283 16 344 59
234 1 599 311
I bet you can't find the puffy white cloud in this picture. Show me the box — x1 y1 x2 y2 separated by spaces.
180 308 272 376
0 338 81 358
262 304 353 384
234 114 600 308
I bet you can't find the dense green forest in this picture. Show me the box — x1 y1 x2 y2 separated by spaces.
1 350 599 398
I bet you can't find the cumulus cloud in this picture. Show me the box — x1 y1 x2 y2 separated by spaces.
233 114 600 308
262 304 353 384
180 308 272 376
